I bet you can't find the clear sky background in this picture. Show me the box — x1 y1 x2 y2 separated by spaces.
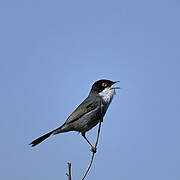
0 0 180 180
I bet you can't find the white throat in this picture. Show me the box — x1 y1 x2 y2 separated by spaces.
99 87 115 104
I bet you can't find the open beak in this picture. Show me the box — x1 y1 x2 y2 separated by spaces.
112 81 120 84
111 81 120 90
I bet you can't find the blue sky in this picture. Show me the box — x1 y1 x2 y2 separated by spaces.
0 0 180 179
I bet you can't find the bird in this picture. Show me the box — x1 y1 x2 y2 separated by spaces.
29 79 119 151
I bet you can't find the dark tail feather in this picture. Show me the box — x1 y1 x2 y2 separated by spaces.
29 131 53 147
29 124 66 147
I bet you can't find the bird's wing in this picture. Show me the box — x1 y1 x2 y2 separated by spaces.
65 96 101 124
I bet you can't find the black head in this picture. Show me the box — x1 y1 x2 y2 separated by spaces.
90 79 119 94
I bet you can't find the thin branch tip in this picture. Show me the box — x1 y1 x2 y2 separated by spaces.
66 162 72 180
65 120 102 180
81 121 102 180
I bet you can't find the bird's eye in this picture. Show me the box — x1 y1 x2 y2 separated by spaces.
102 82 107 87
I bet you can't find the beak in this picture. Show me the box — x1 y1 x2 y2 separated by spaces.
111 81 120 89
112 81 120 84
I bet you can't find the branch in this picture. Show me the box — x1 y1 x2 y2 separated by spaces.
81 121 102 180
66 162 72 180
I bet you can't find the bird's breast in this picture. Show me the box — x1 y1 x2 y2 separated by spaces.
99 87 115 116
99 87 115 104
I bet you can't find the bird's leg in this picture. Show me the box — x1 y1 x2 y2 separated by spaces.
81 132 96 153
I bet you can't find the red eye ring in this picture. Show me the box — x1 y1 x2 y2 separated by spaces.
102 82 107 87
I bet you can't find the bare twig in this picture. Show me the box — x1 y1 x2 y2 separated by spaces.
65 120 102 180
81 121 102 180
66 162 72 180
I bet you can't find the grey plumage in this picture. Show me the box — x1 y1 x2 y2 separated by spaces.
29 79 119 147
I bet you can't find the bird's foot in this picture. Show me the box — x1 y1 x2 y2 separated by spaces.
91 146 97 153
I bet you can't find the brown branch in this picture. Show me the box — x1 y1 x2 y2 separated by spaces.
66 162 72 180
65 121 102 180
81 121 102 180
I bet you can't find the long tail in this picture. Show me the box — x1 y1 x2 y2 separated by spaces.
29 124 65 147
